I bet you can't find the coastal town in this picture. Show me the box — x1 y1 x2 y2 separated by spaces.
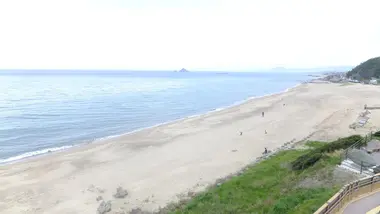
312 72 379 85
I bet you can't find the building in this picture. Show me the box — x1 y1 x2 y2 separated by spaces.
370 79 378 85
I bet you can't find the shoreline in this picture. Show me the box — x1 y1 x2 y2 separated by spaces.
2 82 380 213
0 83 303 165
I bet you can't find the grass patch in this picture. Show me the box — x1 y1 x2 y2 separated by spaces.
305 141 326 149
168 149 342 214
270 188 337 214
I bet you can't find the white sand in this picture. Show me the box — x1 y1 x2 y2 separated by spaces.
1 83 380 214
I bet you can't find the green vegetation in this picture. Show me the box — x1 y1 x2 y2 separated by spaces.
316 135 363 153
304 141 327 149
291 152 323 171
372 131 380 141
373 131 380 137
168 147 344 214
346 56 380 80
292 135 362 170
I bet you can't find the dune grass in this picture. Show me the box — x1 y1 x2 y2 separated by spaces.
168 148 342 214
372 135 380 141
305 141 327 149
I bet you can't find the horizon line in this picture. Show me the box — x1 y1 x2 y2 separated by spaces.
0 66 353 72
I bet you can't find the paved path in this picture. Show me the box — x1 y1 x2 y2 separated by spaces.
367 206 380 214
343 191 380 214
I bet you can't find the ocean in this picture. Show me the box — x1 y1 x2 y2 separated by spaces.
0 71 314 163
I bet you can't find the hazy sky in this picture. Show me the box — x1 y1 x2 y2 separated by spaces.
0 0 379 71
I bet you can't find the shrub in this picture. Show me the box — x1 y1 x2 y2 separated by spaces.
373 131 380 137
291 152 323 170
292 135 363 171
318 135 363 153
373 165 380 174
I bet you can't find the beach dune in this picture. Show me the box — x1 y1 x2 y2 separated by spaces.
1 83 380 213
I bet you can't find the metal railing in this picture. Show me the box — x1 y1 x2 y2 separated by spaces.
314 173 380 214
343 132 372 156
340 132 376 173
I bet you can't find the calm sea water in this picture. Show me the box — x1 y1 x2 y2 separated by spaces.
0 71 313 163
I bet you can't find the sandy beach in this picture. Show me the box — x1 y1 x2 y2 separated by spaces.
1 82 380 214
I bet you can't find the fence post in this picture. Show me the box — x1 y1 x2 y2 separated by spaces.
348 184 352 201
360 161 363 174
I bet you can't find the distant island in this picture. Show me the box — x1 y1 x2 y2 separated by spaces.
346 56 380 80
174 68 189 73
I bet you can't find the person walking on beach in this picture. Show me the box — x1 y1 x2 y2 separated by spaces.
262 111 264 117
264 147 268 154
240 131 243 136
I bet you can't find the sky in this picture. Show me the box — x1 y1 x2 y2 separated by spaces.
0 0 379 71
